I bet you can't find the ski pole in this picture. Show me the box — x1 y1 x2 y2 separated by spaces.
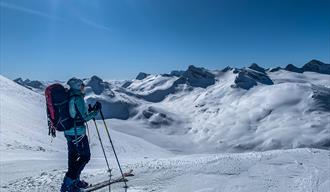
92 118 112 192
99 109 128 188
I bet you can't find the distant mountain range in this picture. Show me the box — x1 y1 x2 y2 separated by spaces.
14 59 330 91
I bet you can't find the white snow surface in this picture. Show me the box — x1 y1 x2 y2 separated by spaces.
133 70 330 153
127 75 178 95
1 71 330 192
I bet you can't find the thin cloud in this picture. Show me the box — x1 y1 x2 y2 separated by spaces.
79 17 112 32
0 1 63 21
0 1 112 32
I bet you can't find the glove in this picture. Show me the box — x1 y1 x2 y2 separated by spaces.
88 104 94 112
94 101 102 111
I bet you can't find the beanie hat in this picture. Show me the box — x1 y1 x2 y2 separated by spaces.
67 77 84 90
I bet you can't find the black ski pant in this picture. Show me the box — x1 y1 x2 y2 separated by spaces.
65 135 91 180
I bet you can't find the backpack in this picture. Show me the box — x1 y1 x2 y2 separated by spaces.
45 84 84 137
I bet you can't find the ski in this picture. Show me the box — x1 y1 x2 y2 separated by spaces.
82 170 134 192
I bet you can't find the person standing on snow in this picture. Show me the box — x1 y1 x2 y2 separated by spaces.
61 78 101 192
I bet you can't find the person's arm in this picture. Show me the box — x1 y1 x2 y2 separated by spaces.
69 97 98 121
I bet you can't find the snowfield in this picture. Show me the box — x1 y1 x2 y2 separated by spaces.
2 149 329 192
1 61 330 192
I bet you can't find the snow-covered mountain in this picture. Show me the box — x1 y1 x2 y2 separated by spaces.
10 59 330 153
98 61 329 152
2 59 330 191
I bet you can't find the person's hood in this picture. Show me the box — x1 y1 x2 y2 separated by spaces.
67 77 84 90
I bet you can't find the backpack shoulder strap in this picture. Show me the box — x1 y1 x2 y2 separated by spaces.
70 95 85 122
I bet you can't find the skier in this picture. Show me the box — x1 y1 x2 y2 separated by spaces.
60 78 101 192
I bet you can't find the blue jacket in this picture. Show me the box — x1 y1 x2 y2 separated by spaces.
64 89 98 136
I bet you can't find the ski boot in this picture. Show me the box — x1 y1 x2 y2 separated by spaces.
60 176 74 192
76 179 89 189
60 177 81 192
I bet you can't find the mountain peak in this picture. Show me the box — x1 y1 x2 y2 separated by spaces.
90 75 103 82
306 59 324 65
136 72 150 80
285 64 304 73
302 59 330 75
14 78 24 84
221 66 233 72
86 75 109 95
248 63 266 73
182 65 215 88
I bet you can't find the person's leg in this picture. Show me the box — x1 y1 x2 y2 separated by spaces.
65 135 79 179
61 135 80 192
75 135 91 178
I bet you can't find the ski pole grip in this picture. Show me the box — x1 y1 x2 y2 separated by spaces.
88 104 96 121
88 104 93 112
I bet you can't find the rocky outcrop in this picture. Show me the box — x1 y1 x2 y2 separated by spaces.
302 60 330 75
285 64 304 73
136 72 150 80
170 70 185 77
177 65 215 88
14 78 45 90
248 63 266 74
269 67 282 72
121 80 132 88
221 66 233 72
233 68 274 90
284 60 330 74
85 75 110 95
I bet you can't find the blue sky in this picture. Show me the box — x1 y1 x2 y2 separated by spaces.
0 0 329 81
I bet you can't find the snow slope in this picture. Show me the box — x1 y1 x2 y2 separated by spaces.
0 75 66 155
2 148 329 192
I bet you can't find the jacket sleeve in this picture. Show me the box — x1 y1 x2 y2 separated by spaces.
69 97 98 122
